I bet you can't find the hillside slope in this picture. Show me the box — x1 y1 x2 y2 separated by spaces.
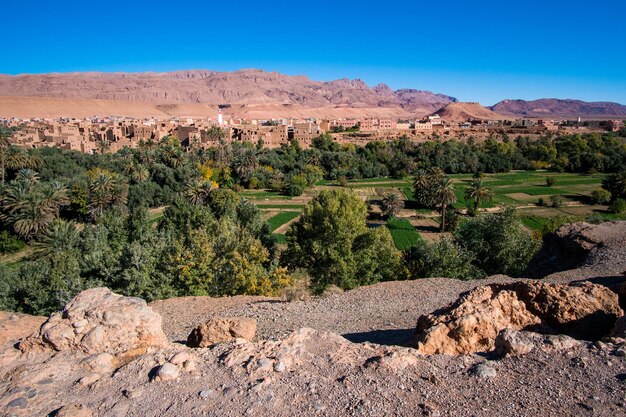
492 98 626 119
431 102 509 122
0 69 456 116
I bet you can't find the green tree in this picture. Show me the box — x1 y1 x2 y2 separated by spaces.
282 189 367 292
380 191 404 218
602 171 626 202
454 208 540 276
433 176 457 232
404 237 483 280
464 179 493 214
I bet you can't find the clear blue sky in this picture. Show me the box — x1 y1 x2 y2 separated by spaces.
3 0 625 105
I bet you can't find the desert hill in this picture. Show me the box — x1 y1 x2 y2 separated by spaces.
0 96 415 119
431 102 509 122
0 69 456 118
492 98 626 119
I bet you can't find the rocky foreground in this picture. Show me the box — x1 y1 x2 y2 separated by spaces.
1 222 625 417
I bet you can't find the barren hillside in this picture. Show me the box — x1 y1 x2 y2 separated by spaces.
0 69 456 118
491 98 626 119
431 102 509 122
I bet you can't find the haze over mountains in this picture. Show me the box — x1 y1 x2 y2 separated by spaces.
0 69 625 119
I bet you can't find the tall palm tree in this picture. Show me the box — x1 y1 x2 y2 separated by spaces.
33 219 79 256
4 146 27 173
88 172 127 220
15 168 39 184
10 194 56 239
434 176 457 232
0 126 12 187
131 165 150 183
232 148 258 180
464 179 493 214
185 180 217 205
40 181 70 216
96 139 110 155
380 191 404 218
24 149 43 170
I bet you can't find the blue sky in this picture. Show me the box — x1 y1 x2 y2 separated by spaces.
3 0 625 105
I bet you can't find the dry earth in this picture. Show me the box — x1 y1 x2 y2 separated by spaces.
1 222 625 417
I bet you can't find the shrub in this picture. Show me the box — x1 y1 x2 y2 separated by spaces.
550 195 563 208
0 231 26 254
545 176 556 187
403 238 483 280
537 197 545 207
590 189 611 205
609 198 626 214
338 176 349 187
454 208 540 276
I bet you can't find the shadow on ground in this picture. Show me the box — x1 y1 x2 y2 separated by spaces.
342 328 414 346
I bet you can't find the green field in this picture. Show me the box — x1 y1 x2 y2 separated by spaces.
267 211 301 232
386 218 422 250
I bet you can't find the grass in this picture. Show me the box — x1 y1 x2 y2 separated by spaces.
520 216 550 231
267 211 300 232
255 204 306 209
274 234 287 244
386 218 422 250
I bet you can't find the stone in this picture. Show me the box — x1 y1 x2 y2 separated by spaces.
56 404 93 417
471 363 497 378
80 353 116 374
169 351 191 365
187 317 257 348
78 373 101 386
20 288 168 357
199 389 214 399
154 362 179 382
7 397 27 408
183 360 196 372
273 361 286 373
495 329 582 356
414 281 622 355
123 388 142 399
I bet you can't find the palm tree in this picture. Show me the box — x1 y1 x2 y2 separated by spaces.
185 180 217 205
433 176 457 232
24 149 43 170
131 165 150 183
33 219 79 256
4 146 27 173
10 194 56 239
232 148 258 180
15 168 39 184
413 167 446 208
464 179 493 214
96 139 110 155
0 126 12 186
88 172 128 220
40 181 70 216
380 192 404 218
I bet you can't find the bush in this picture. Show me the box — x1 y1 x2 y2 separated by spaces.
550 195 563 208
590 189 611 205
454 208 540 276
536 197 545 207
0 231 26 254
609 198 626 214
403 238 483 280
545 176 556 187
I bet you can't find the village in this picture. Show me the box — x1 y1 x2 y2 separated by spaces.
2 109 623 154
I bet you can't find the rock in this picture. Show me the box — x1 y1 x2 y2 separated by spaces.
78 373 101 386
495 329 582 356
20 288 168 357
183 360 196 372
414 281 622 354
169 351 191 365
413 285 540 355
7 397 27 408
471 363 497 378
257 357 273 372
273 361 286 372
80 353 116 374
199 389 214 399
187 317 257 348
154 362 180 382
56 404 93 417
123 388 142 399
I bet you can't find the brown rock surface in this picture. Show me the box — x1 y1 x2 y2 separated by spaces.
187 317 257 347
19 288 167 356
414 281 622 354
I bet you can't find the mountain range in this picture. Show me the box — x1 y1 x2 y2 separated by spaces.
0 69 625 120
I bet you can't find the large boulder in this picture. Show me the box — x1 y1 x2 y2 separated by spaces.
413 281 622 355
20 288 168 356
413 285 540 355
187 317 257 348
